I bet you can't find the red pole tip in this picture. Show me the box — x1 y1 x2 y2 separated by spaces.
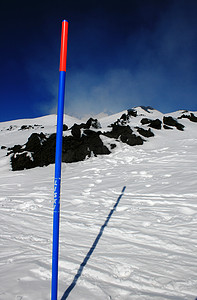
59 21 68 72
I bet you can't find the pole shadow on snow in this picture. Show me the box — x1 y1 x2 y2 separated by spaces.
61 186 126 300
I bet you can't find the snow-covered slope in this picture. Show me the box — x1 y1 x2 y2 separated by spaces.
0 108 197 300
0 114 81 147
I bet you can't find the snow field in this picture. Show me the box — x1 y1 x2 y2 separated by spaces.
0 110 197 299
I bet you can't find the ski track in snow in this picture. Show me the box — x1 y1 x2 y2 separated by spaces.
0 112 197 300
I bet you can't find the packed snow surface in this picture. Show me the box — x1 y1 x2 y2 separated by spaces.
0 109 197 299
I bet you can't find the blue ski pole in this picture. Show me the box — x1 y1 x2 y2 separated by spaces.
51 20 68 300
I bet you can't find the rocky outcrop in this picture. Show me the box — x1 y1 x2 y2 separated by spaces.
6 109 195 171
109 109 138 126
62 130 110 163
104 125 144 146
136 127 154 137
9 128 111 171
178 112 197 123
9 133 56 171
163 116 184 131
141 118 162 130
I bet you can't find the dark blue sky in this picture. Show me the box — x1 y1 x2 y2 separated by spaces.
0 0 197 122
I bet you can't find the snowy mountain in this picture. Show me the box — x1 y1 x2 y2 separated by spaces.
0 107 197 300
1 106 197 171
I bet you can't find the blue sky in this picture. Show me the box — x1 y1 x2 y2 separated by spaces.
0 0 197 122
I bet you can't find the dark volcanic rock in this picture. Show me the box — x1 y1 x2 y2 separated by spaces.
71 124 81 138
10 133 56 170
104 124 133 139
127 109 137 117
119 110 138 125
11 152 35 171
63 124 68 131
85 118 101 129
10 122 145 171
163 125 173 130
149 119 162 130
10 130 111 171
141 118 150 125
62 136 87 163
19 125 33 130
141 118 162 129
178 113 197 123
110 144 116 150
139 106 154 112
82 131 110 156
104 125 144 146
6 125 17 131
26 133 46 152
109 109 137 127
136 127 154 137
120 113 128 122
62 130 110 163
38 134 56 166
163 116 184 131
19 124 42 130
8 108 194 171
188 113 197 122
8 144 22 154
70 118 101 137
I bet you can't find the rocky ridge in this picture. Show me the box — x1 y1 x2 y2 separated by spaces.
1 107 197 171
